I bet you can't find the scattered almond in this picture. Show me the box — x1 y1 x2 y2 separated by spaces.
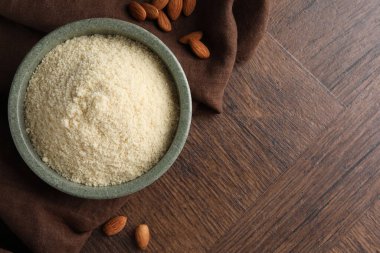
183 0 196 16
167 0 183 21
128 1 147 22
135 224 150 250
152 0 169 10
157 10 172 32
189 40 210 59
103 216 127 236
179 31 203 44
126 0 207 59
141 3 160 20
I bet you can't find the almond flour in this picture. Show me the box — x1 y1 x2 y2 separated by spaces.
25 35 179 186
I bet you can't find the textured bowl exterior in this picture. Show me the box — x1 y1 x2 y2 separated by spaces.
8 18 192 199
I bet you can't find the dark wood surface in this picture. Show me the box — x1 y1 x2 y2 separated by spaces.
83 34 343 252
82 0 380 252
2 0 380 252
83 0 380 252
269 0 380 106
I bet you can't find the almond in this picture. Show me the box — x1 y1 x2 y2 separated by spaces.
152 0 169 10
189 40 210 59
179 31 203 44
135 224 150 250
103 216 127 236
128 1 147 22
157 10 172 32
141 3 159 20
167 0 183 20
183 0 196 16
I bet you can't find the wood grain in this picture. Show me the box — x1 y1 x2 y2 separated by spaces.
83 1 380 250
210 82 380 253
82 34 342 252
269 0 380 106
2 1 380 252
329 201 380 253
225 35 343 171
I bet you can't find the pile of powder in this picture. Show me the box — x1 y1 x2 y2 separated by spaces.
24 34 179 186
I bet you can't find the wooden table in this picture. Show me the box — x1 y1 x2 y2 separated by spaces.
2 0 379 252
82 0 380 251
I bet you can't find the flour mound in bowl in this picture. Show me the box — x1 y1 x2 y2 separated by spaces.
24 35 179 186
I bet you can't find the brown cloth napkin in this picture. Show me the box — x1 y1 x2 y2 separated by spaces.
0 0 269 252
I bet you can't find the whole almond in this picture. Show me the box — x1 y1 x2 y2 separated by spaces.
167 0 183 20
157 10 172 32
141 3 159 20
152 0 169 10
128 1 147 22
179 31 203 44
135 224 150 250
103 216 127 236
189 40 210 59
183 0 196 16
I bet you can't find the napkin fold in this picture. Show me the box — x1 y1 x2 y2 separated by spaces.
0 0 269 252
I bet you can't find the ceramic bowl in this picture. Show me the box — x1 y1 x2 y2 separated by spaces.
8 18 192 199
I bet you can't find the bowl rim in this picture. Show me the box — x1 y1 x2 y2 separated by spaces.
8 18 192 199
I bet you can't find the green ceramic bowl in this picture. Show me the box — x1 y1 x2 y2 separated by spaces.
8 18 192 199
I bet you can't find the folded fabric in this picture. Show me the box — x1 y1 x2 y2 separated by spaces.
0 0 269 252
